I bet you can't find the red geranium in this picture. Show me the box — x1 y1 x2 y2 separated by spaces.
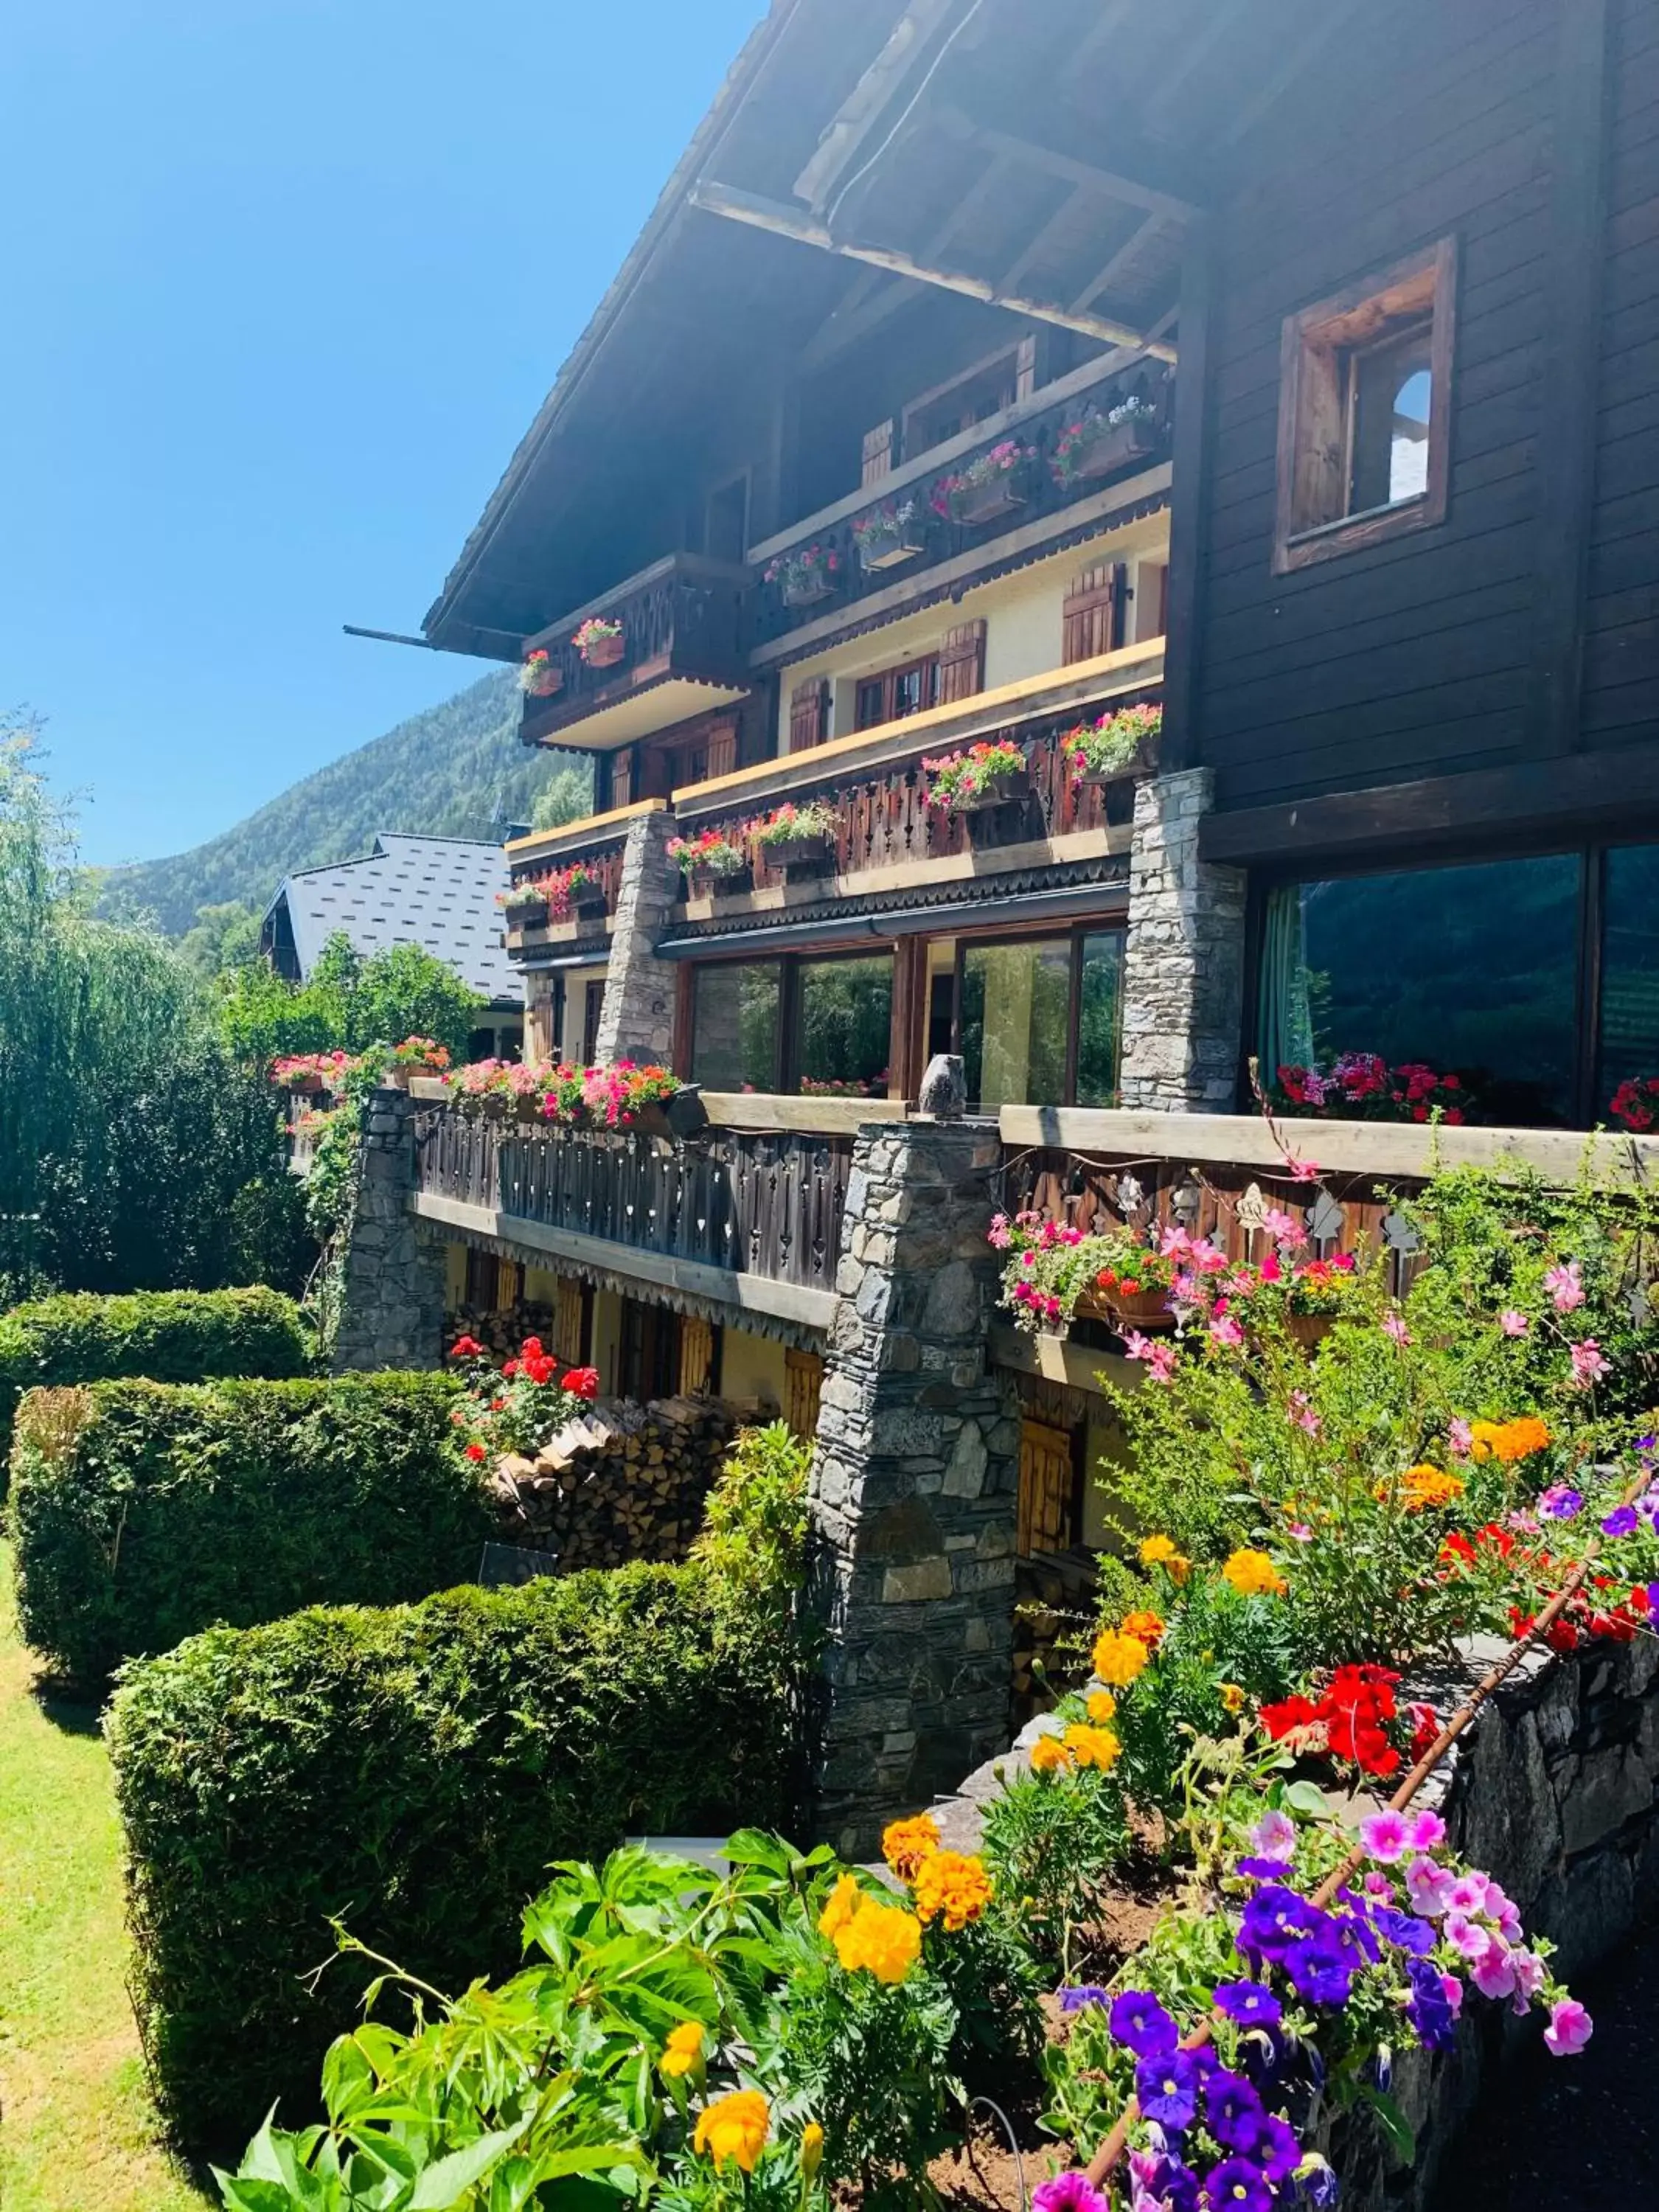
447 1335 486 1360
562 1368 600 1399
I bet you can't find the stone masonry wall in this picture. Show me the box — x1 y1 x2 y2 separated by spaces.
331 1087 445 1374
808 1118 1021 1860
1119 765 1248 1113
594 811 681 1067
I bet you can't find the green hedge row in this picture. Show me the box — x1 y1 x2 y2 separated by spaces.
8 1372 493 1684
108 1560 803 2150
0 1287 310 1480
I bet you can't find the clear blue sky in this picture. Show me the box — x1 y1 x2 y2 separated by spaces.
1 0 764 866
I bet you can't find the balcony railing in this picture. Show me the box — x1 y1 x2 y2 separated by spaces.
750 360 1173 650
414 1105 852 1301
519 553 751 748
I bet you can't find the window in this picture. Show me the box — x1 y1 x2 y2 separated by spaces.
582 979 605 1066
956 928 1126 1110
1597 845 1659 1110
793 954 894 1098
1273 238 1456 574
902 343 1027 459
855 653 940 731
689 961 782 1092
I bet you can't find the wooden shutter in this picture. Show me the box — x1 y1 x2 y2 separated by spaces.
861 419 894 487
785 1349 824 1441
789 678 830 753
678 1315 715 1397
1018 1418 1076 1556
497 1258 522 1314
553 1276 585 1366
610 748 633 807
936 619 987 706
1015 331 1040 402
1062 563 1125 667
705 717 738 781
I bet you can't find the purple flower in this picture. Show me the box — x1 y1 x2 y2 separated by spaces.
1539 1485 1584 1520
1234 1857 1299 1879
1111 1989 1178 2057
1404 1855 1454 1916
1601 1505 1639 1538
1405 1957 1457 2053
1032 2175 1111 2212
1060 1985 1110 2013
1212 1981 1281 2031
1544 1997 1593 2056
1136 2049 1202 2132
1200 2157 1272 2211
1203 2071 1265 2154
1282 1935 1356 2007
1256 2116 1300 2185
1295 2153 1340 2208
1238 1885 1323 1963
1470 1934 1517 2001
1370 1906 1436 1957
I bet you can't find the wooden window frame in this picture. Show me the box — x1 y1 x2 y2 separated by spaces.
1272 237 1458 576
947 919 1130 1108
901 339 1033 463
855 651 941 732
686 947 900 1098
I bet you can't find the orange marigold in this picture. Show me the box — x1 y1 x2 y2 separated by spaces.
818 1871 863 1941
1085 1689 1118 1725
1222 1548 1287 1598
881 1812 942 1882
1470 1415 1551 1464
1029 1731 1075 1773
694 2090 770 2171
832 1897 922 1981
1382 1462 1466 1512
912 1849 995 1931
1092 1628 1151 1686
1120 1609 1166 1649
1063 1722 1121 1771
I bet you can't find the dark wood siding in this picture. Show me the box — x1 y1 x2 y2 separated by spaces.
1194 0 1558 810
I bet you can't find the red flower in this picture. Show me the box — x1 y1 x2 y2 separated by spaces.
563 1367 600 1399
1260 1694 1321 1739
448 1335 485 1360
502 1359 521 1379
521 1337 546 1357
464 1442 487 1462
1409 1703 1441 1761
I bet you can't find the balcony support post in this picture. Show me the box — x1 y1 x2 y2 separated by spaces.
807 1117 1020 1860
1119 766 1247 1113
331 1087 446 1374
594 811 681 1068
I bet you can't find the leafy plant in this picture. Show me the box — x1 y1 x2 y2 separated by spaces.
751 804 837 852
1065 700 1162 780
921 740 1025 815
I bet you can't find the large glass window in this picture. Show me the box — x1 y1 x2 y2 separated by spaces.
1256 857 1581 1124
793 955 894 1097
1599 845 1659 1111
957 928 1124 1109
690 962 781 1093
1075 931 1126 1107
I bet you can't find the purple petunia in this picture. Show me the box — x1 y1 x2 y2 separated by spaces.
1201 2157 1272 2212
1203 2071 1265 2154
1282 1934 1357 2007
1405 1956 1458 2053
1369 1905 1437 1957
1238 1885 1323 1963
1059 1985 1110 2013
1212 1980 1281 2030
1601 1504 1639 1537
1539 1485 1584 1521
1256 2115 1301 2185
1111 1989 1178 2057
1136 2048 1202 2132
1234 1857 1300 1879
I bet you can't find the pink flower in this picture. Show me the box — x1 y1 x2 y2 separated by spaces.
1405 1857 1455 1917
1287 1522 1313 1543
988 1214 1012 1251
1260 1206 1307 1248
1159 1225 1193 1260
1544 1261 1585 1313
1543 1997 1593 2056
1260 1248 1283 1283
1122 1330 1157 1363
1032 2174 1110 2212
1440 1972 1464 2017
1571 1338 1611 1389
1249 1809 1296 1863
1359 1810 1410 1864
1509 1950 1545 2009
1209 1312 1245 1350
1382 1310 1412 1346
1498 1309 1530 1338
1447 1417 1473 1458
1444 1910 1490 1962
1287 1155 1321 1183
1447 1875 1489 1916
1470 1935 1517 2001
1405 1809 1446 1851
1147 1342 1178 1385
1288 1390 1321 1436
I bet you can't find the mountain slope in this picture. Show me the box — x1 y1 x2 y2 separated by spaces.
98 671 591 936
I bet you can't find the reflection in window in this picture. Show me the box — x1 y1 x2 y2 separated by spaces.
1076 931 1126 1107
1255 858 1579 1124
1599 846 1659 1110
794 955 894 1097
1350 325 1433 512
961 940 1071 1108
690 962 780 1093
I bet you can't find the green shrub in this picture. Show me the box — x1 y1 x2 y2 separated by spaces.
0 1284 310 1477
8 1371 491 1683
108 1551 804 2151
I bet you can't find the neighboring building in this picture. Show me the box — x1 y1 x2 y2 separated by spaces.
260 832 524 1060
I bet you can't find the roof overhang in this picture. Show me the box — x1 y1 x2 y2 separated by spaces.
529 676 753 754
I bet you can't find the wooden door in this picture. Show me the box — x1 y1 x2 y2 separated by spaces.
1018 1417 1077 1556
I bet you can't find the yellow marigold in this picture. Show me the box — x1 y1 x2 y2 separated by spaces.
881 1812 942 1882
1222 1548 1287 1598
818 1871 863 1941
1166 1552 1192 1586
1388 1462 1466 1512
661 2021 705 2079
801 2123 824 2183
1139 1534 1178 1566
1029 1731 1075 1773
912 1849 995 1931
1121 1609 1166 1649
1063 1722 1121 1772
1093 1628 1151 1686
1470 1415 1551 1464
1085 1688 1118 1725
694 2089 771 2172
1219 1682 1246 1714
832 1898 923 1982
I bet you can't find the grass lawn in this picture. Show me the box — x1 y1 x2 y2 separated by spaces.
0 1540 215 2212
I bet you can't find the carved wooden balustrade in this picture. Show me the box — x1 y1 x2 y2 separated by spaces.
504 835 629 936
519 552 750 746
414 1105 852 1296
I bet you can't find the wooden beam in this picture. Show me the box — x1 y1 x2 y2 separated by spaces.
793 0 961 212
1071 211 1172 314
939 111 1206 223
688 179 1180 358
1523 0 1614 758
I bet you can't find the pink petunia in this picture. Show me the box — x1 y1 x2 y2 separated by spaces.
1444 1910 1491 1961
1543 1998 1593 2056
1359 1810 1411 1863
1440 1972 1464 2017
1405 1809 1447 1851
1470 1935 1517 2001
1405 1856 1455 1918
1249 1808 1297 1863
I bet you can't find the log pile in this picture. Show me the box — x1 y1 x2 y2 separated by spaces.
448 1300 556 1363
488 1395 740 1571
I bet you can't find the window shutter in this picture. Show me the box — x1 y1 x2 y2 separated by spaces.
610 748 633 807
789 678 830 753
1015 332 1039 402
1018 1417 1077 1555
785 1348 824 1440
936 618 987 705
861 419 894 487
1062 563 1125 666
705 717 738 781
497 1258 522 1313
553 1276 585 1366
678 1314 715 1396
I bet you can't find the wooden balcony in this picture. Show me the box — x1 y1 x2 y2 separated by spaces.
749 359 1173 655
499 803 661 959
669 642 1161 901
518 554 751 751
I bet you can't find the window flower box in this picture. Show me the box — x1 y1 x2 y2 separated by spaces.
931 440 1032 527
1068 702 1163 786
1051 396 1161 487
628 1084 709 1141
668 830 752 899
572 617 625 669
378 1036 452 1090
517 649 563 698
501 889 550 929
764 543 840 608
923 740 1029 815
538 863 609 925
752 801 838 874
852 498 926 572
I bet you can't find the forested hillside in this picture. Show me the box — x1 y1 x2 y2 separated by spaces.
98 670 592 936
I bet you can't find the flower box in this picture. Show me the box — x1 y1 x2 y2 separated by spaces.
1069 703 1164 787
956 766 1030 812
781 575 834 608
764 832 834 872
854 498 927 572
583 632 625 668
504 894 550 930
1065 416 1161 483
518 651 563 698
1078 1281 1172 1329
691 862 754 899
956 477 1026 526
568 880 610 919
765 543 841 607
627 1085 709 1141
860 534 926 572
284 1072 324 1096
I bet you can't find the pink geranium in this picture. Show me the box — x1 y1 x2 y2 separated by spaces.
1570 1338 1612 1389
1544 1260 1585 1312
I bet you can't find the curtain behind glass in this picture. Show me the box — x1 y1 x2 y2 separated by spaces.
1256 883 1315 1084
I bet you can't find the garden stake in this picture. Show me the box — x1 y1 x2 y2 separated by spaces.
1079 1467 1649 2200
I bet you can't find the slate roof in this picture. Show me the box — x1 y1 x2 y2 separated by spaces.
263 834 522 1007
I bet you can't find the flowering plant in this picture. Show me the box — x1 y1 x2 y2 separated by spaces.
1066 701 1162 781
930 439 1032 520
538 1060 682 1128
571 616 623 662
668 829 750 879
384 1034 451 1072
1050 392 1161 484
751 800 838 850
540 860 604 921
444 1056 552 1107
1275 1054 1472 1125
517 647 560 696
799 1070 888 1097
1610 1073 1659 1130
851 498 921 555
270 1049 361 1090
763 543 839 596
922 738 1026 814
448 1331 599 1458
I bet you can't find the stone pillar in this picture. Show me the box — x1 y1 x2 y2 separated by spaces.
332 1088 446 1374
1119 765 1248 1113
594 812 680 1066
808 1118 1020 1860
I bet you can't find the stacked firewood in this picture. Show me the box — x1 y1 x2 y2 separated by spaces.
488 1395 739 1571
448 1300 556 1363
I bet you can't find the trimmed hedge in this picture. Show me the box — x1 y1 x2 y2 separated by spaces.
107 1561 801 2149
0 1287 310 1478
8 1372 493 1683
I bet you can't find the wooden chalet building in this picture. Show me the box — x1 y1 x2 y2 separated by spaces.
403 0 1659 1512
